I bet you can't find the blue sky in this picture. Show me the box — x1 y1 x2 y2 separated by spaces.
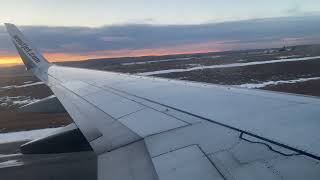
1 0 320 26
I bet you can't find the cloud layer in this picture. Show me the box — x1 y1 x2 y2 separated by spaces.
1 15 320 62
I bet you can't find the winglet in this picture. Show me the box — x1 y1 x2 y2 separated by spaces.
4 23 50 70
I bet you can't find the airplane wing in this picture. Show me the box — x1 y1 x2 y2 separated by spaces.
5 23 320 180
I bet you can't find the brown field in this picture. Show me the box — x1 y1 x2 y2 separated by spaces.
1 44 320 133
0 112 72 133
0 69 71 132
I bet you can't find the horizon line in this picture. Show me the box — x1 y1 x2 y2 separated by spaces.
1 43 316 67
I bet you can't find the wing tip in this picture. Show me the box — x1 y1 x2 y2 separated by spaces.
4 23 51 71
4 23 18 34
4 23 15 28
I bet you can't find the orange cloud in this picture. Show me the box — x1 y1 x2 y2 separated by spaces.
46 41 226 62
0 41 228 66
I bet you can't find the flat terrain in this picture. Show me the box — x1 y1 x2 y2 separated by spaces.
67 44 320 96
0 71 72 133
1 44 320 133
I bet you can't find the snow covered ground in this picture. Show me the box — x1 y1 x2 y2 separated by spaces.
277 55 300 59
138 56 320 76
0 81 50 108
121 57 193 65
1 82 44 90
237 77 320 89
0 127 63 144
0 96 39 107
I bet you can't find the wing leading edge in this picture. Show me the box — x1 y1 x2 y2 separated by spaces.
5 23 320 180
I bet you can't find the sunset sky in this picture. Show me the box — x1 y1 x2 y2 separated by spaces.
1 0 320 65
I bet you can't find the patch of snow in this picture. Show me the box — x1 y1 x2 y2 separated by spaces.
23 81 33 84
0 96 25 103
237 77 320 89
186 64 202 68
0 103 7 107
43 94 56 99
278 55 300 59
20 95 56 107
0 96 39 107
121 57 192 66
12 99 38 106
1 82 44 90
0 127 64 144
0 160 23 168
138 56 320 76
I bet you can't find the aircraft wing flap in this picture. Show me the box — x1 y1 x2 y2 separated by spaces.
151 145 223 180
143 120 320 180
98 140 159 180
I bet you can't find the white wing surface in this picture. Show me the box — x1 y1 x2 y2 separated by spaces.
5 23 320 180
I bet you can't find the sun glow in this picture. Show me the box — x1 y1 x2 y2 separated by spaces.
0 56 22 66
0 41 225 66
43 41 224 62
